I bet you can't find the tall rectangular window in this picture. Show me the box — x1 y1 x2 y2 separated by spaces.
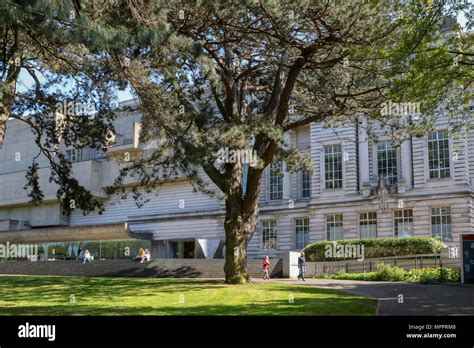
301 170 311 198
359 212 377 239
428 130 450 179
295 218 310 250
269 162 283 200
324 144 343 189
326 214 343 240
262 221 277 250
394 209 413 238
431 207 452 243
377 141 397 185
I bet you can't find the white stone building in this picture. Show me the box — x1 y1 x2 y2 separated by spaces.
0 100 472 259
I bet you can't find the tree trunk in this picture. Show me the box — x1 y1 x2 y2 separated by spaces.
223 191 259 284
0 85 15 149
0 57 21 149
0 111 8 149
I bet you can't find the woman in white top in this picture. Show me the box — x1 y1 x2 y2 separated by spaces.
83 250 91 264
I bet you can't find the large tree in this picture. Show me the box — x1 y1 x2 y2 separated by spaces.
96 0 472 283
0 0 121 213
2 1 472 284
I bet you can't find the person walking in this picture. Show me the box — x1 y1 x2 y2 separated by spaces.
297 251 306 281
263 255 270 280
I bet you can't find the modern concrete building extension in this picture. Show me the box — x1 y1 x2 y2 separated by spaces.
0 100 473 260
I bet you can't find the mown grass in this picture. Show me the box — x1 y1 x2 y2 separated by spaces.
0 275 377 315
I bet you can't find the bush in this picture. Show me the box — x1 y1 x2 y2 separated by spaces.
376 263 406 281
322 265 460 283
330 271 381 281
405 267 461 283
304 237 445 261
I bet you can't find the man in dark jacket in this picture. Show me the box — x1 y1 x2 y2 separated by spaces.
297 251 306 281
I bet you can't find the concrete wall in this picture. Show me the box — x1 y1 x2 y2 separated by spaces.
0 258 283 279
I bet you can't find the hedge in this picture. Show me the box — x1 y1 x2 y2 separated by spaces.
303 237 446 261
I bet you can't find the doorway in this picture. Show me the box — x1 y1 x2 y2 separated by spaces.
171 240 195 259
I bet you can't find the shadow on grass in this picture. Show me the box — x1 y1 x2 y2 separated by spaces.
0 276 377 316
0 298 376 316
103 265 203 278
0 276 226 302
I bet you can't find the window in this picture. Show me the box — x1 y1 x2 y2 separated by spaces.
269 162 283 200
326 214 343 240
324 144 343 189
359 212 377 238
65 149 82 163
65 148 103 162
377 141 397 185
394 209 413 238
295 218 310 250
301 170 311 198
262 221 277 250
428 130 450 179
431 207 452 243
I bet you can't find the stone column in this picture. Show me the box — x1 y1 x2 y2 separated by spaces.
283 131 292 200
399 138 413 192
358 115 371 196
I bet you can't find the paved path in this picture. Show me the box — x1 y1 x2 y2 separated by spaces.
255 278 474 315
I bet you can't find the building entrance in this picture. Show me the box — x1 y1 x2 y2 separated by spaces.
171 240 195 259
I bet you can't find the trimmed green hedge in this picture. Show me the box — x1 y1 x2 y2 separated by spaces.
303 237 446 261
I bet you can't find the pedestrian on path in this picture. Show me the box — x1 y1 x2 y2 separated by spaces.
263 255 270 280
297 251 306 281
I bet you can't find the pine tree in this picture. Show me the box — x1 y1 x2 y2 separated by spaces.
100 1 472 283
0 0 130 213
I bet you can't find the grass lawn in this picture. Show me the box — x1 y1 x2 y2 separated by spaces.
0 275 377 315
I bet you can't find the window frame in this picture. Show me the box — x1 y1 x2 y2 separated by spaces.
295 218 310 250
393 209 414 238
269 162 283 201
261 220 278 251
430 206 452 243
359 212 377 239
376 140 398 185
426 129 452 180
300 170 311 199
65 149 82 163
323 144 343 190
326 214 344 241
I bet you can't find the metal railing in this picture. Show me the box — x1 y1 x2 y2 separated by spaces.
315 253 460 276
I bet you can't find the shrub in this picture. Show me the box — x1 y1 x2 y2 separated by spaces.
376 263 406 281
322 266 460 283
406 267 461 283
331 271 381 281
304 237 445 261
